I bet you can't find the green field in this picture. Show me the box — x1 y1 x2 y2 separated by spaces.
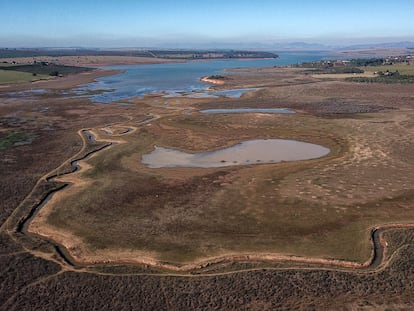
0 63 93 77
0 130 33 150
0 69 50 84
344 64 414 83
361 63 414 75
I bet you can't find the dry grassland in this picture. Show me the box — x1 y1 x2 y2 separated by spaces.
23 67 414 268
1 63 414 309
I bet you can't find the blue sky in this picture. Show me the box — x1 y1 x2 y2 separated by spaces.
1 0 413 48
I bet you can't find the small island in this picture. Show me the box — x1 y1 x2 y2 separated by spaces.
200 74 227 85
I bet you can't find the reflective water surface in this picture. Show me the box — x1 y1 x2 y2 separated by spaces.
81 51 331 103
142 139 330 168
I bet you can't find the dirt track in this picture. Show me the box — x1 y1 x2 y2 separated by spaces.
18 116 414 274
1 62 414 309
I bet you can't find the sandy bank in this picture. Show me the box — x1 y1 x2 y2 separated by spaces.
200 76 226 85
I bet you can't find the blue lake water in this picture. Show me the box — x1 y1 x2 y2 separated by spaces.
82 51 331 103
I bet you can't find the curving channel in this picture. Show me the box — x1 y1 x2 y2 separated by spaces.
16 130 113 266
13 130 414 272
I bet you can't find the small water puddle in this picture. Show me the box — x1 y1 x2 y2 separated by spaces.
200 108 295 114
142 139 330 168
82 130 95 142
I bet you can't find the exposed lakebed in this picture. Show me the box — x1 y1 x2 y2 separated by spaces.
200 108 295 114
142 139 330 168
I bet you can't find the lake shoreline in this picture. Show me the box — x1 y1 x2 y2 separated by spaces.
200 76 226 85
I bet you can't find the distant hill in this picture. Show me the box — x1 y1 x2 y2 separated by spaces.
271 42 331 50
339 41 414 50
0 48 278 60
272 41 414 51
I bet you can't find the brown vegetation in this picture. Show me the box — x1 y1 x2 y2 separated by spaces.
1 229 414 310
1 63 414 309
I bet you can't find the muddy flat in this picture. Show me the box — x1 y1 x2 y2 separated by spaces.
1 57 414 310
12 64 411 268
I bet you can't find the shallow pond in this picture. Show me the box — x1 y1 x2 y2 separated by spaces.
142 139 330 168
